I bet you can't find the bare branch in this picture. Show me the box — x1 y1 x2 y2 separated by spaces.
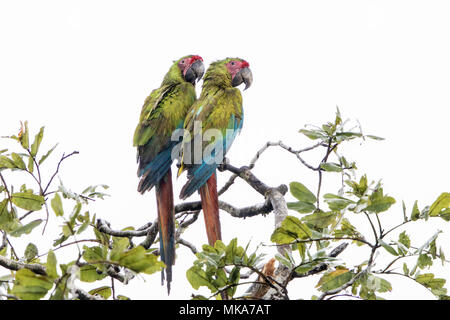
0 255 47 275
74 288 104 300
292 243 349 279
43 151 79 194
177 238 198 254
96 219 150 237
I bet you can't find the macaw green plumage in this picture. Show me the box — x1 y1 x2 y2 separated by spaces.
133 55 204 294
178 57 252 248
134 56 203 191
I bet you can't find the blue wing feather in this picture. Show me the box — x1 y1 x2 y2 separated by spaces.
180 115 243 199
137 121 184 193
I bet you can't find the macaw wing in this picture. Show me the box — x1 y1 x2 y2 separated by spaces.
133 84 174 148
179 110 243 200
134 83 195 193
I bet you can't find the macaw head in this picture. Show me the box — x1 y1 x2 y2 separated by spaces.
203 57 253 90
176 55 205 85
225 58 253 90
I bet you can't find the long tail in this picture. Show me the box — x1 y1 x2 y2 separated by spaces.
198 171 221 246
155 168 175 294
199 171 228 300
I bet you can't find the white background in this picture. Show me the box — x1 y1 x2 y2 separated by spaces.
0 0 449 300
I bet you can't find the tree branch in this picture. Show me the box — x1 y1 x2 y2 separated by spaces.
0 255 47 275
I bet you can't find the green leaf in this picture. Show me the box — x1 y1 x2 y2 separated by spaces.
27 155 34 173
38 143 58 165
77 220 90 235
323 193 355 211
320 162 342 172
398 231 411 249
333 218 362 239
379 239 398 256
335 132 363 141
10 219 42 237
287 201 316 214
417 254 433 269
11 153 26 170
10 269 53 300
440 247 446 266
317 269 353 292
51 193 64 217
415 273 446 290
346 175 368 197
0 199 21 232
411 200 420 221
11 192 45 211
24 243 38 262
113 246 164 274
366 274 392 293
290 182 316 204
82 245 106 263
89 286 111 300
366 135 385 141
271 227 297 245
186 266 216 291
275 253 293 269
0 155 17 169
271 216 311 244
227 266 240 297
429 193 450 217
403 263 409 276
299 129 327 140
80 265 107 282
109 237 130 261
302 211 337 229
415 231 441 255
46 250 58 279
402 201 407 222
19 121 30 149
225 238 238 264
365 188 396 213
30 127 44 157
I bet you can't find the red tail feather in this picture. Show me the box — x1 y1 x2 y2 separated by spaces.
155 168 175 294
199 171 221 246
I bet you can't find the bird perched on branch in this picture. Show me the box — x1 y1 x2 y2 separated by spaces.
133 55 204 293
178 57 252 247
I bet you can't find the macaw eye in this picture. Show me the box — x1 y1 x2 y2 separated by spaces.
181 60 185 64
231 61 235 66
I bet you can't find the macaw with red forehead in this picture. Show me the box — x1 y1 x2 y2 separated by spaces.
133 55 204 293
178 57 252 246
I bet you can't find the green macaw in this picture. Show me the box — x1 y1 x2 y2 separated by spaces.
133 55 204 293
178 57 252 246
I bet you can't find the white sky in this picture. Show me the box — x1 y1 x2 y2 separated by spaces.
0 0 449 300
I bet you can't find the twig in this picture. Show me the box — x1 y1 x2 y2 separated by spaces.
177 238 198 254
43 151 79 194
218 140 318 196
292 243 349 279
0 232 6 252
364 212 378 241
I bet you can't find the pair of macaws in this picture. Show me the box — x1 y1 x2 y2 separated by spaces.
133 55 252 293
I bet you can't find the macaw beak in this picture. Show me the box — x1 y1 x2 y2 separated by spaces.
184 60 205 85
231 67 253 90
